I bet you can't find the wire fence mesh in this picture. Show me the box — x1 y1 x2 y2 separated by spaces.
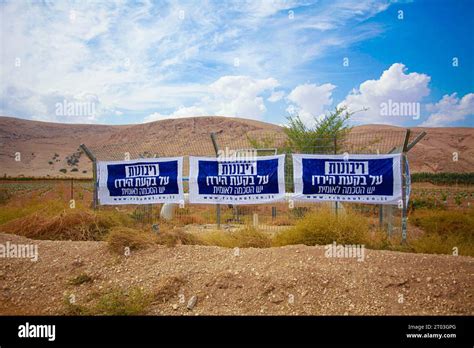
209 130 415 234
77 128 421 235
0 127 421 235
83 131 217 226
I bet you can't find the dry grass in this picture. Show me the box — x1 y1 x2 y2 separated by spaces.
269 216 294 226
154 276 186 303
1 181 472 257
410 208 474 237
410 208 474 256
155 228 201 247
199 227 272 248
273 208 371 247
106 227 157 254
0 210 116 241
0 198 66 225
174 213 207 226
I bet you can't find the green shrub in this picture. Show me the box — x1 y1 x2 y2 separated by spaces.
454 194 463 206
409 197 444 211
63 294 89 315
440 192 448 202
69 273 93 285
411 172 474 185
95 288 151 315
64 287 152 315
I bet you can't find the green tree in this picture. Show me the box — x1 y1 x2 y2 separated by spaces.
246 106 355 192
284 106 354 154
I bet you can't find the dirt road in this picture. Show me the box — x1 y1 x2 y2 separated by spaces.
0 233 472 315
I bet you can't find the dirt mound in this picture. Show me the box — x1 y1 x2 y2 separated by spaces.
0 233 472 315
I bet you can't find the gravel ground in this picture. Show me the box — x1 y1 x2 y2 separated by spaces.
0 232 472 315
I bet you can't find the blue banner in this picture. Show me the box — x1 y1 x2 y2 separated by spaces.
97 157 184 205
189 155 285 204
293 154 403 204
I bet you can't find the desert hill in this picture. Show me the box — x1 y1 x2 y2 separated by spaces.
0 116 473 178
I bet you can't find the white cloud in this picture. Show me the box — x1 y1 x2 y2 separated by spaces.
0 0 393 123
207 76 279 118
421 93 474 127
286 83 336 123
145 105 206 122
1 87 107 123
268 90 285 102
144 75 279 122
339 63 431 124
231 0 299 20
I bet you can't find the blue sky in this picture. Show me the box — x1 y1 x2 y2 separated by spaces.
0 0 473 127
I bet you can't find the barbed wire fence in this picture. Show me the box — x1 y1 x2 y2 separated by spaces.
211 129 424 239
79 128 425 241
80 133 216 226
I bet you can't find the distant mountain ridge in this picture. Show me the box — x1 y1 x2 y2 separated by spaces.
0 116 473 177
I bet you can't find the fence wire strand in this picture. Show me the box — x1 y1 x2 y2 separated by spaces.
79 129 420 233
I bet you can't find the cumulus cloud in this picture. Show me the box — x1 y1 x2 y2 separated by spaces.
339 63 431 124
144 106 206 123
1 87 106 123
207 76 279 118
286 83 336 123
268 90 285 102
145 75 279 122
0 0 393 123
421 93 474 127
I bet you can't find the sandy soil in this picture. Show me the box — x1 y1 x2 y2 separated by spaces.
0 232 472 316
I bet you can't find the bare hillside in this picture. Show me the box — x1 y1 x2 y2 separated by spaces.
0 116 472 177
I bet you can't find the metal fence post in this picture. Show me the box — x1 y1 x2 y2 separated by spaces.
379 205 383 228
387 205 393 236
401 129 411 244
210 133 221 228
334 135 339 217
80 144 98 210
